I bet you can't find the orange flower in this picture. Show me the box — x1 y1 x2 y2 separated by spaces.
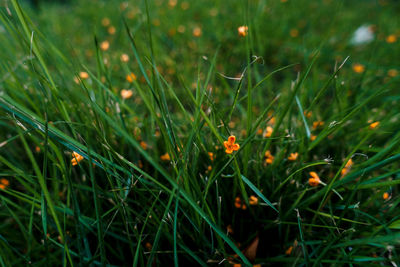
288 152 298 161
208 152 215 161
160 153 171 161
227 225 234 234
263 126 273 138
369 121 380 129
79 71 89 79
341 159 353 176
386 34 397 43
312 121 325 130
100 40 110 51
308 171 321 187
140 141 148 150
383 192 389 200
238 25 248 37
303 110 312 118
121 89 133 99
224 136 240 154
264 150 274 164
352 63 365 74
71 152 84 166
290 28 299 37
120 53 129 62
388 69 398 77
126 73 137 83
310 135 317 141
249 195 258 205
108 26 116 35
101 17 110 27
193 26 202 37
234 197 247 210
285 246 293 255
0 178 9 186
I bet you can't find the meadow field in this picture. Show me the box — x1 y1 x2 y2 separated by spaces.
0 0 399 265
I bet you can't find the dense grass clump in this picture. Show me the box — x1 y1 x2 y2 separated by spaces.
0 0 400 265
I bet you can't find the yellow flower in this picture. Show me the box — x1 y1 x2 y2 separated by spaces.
71 152 84 166
288 152 298 161
126 73 137 83
224 136 240 154
352 63 365 73
121 89 133 99
308 171 321 187
237 25 248 37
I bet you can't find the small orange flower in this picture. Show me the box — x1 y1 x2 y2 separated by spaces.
238 25 248 37
264 150 275 164
145 242 152 250
79 71 89 79
126 73 137 83
386 34 397 43
383 192 389 200
352 63 365 74
285 246 293 255
140 141 148 150
100 40 110 51
108 26 116 35
290 28 299 37
101 17 110 27
263 126 273 138
288 152 298 161
308 171 321 187
121 89 133 99
234 197 247 210
249 195 258 205
304 111 312 118
310 135 317 141
120 53 129 62
388 69 398 77
0 178 9 186
35 146 41 153
193 26 202 37
0 184 6 190
71 152 84 166
160 152 170 161
208 152 215 161
341 159 353 176
224 136 240 154
312 121 325 130
369 121 380 129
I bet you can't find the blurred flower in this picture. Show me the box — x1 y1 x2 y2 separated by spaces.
341 158 353 176
71 152 84 166
120 53 129 62
263 126 273 138
288 152 298 161
108 26 116 35
310 135 317 141
193 26 202 37
290 29 299 38
264 150 274 164
304 110 312 118
177 25 186 33
126 73 137 83
388 69 398 77
249 195 258 205
285 246 293 255
238 25 248 37
234 197 247 210
369 121 380 129
308 171 321 187
0 178 9 190
160 152 171 161
224 136 240 154
101 17 110 27
350 25 374 45
312 121 325 129
181 1 189 10
383 192 390 200
208 152 215 161
121 89 133 99
79 71 89 79
352 63 365 73
168 0 177 7
140 141 148 150
100 40 110 51
386 34 397 43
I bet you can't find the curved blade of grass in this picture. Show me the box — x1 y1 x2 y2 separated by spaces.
241 175 278 212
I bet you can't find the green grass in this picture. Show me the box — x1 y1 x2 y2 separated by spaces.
0 0 399 266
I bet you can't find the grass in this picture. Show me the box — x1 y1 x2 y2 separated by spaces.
0 0 399 266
